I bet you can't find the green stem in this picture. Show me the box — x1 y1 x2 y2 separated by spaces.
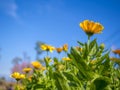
87 35 90 46
64 52 67 57
15 81 19 90
87 36 90 53
65 61 67 70
47 51 48 57
17 80 18 85
87 35 90 63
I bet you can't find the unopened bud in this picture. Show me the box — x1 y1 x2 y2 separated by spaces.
100 43 105 49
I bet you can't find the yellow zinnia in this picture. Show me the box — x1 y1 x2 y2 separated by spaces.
40 44 55 52
112 49 120 55
56 47 63 53
62 57 71 61
80 20 104 36
41 66 46 71
63 44 68 52
23 68 32 73
110 57 120 63
28 75 33 82
76 46 82 52
20 74 25 79
31 61 42 69
11 72 25 81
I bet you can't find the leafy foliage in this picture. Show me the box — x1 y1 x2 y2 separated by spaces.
10 21 120 90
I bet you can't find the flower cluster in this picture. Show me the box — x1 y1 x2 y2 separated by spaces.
40 44 55 52
10 20 120 90
31 61 42 69
40 43 68 54
31 61 46 70
11 72 25 81
23 68 32 73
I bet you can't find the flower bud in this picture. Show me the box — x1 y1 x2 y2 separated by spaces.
100 43 105 49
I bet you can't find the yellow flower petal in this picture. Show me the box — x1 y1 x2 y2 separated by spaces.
63 44 68 52
40 44 55 52
23 68 32 73
10 72 25 81
56 47 63 53
62 57 71 61
31 61 42 69
80 20 104 36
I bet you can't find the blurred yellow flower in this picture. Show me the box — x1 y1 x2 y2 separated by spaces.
76 46 82 52
63 44 68 52
23 68 32 73
31 61 42 69
28 75 33 82
41 66 46 71
110 57 120 64
112 49 120 55
40 44 55 52
11 72 25 81
20 74 25 79
56 47 63 53
80 20 104 36
62 57 71 61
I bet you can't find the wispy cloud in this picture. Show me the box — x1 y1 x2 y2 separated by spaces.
36 0 64 15
0 0 18 19
6 2 18 18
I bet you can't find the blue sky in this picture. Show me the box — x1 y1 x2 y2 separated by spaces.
0 0 120 76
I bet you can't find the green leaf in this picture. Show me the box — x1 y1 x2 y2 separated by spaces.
63 72 81 86
33 84 45 89
90 77 111 90
68 47 93 80
53 72 70 90
77 41 84 46
89 39 97 50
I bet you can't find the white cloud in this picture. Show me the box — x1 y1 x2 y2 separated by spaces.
6 2 18 18
36 0 64 15
0 0 18 19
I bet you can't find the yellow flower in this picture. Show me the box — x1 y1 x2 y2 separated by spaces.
110 57 120 63
40 44 55 52
11 72 25 81
23 68 32 73
41 66 46 71
11 72 20 80
63 44 68 52
76 46 82 52
62 57 71 61
80 20 104 36
20 74 25 79
112 49 120 55
56 47 63 53
31 61 42 69
28 75 33 82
